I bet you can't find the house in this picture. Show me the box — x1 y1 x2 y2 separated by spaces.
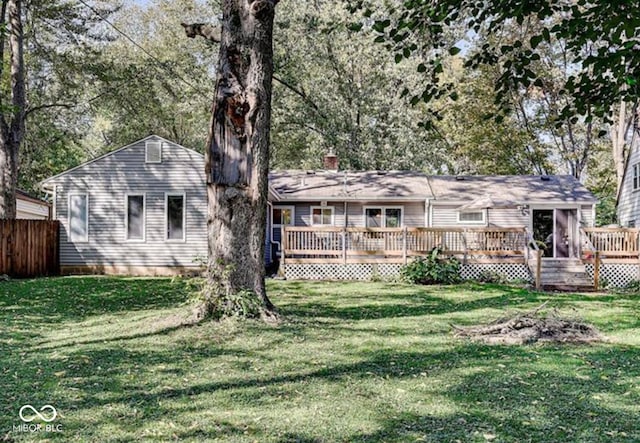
269 167 598 284
267 170 597 259
42 136 601 284
617 142 640 228
16 189 51 219
40 135 207 275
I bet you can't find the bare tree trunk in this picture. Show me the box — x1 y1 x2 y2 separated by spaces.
612 101 629 196
196 0 278 321
0 0 25 219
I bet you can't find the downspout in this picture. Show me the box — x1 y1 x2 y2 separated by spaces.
266 201 278 263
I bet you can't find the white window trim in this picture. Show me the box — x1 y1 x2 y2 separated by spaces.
633 163 640 191
457 210 487 225
363 206 404 227
124 193 146 242
164 193 186 242
146 140 162 163
272 205 295 237
310 205 335 226
68 193 89 243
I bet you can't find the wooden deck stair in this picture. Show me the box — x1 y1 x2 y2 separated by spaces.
538 259 593 291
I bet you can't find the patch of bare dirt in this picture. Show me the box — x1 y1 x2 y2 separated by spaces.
452 302 604 345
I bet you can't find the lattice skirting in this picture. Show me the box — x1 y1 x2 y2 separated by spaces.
585 263 640 288
283 263 403 281
460 263 533 283
283 263 531 282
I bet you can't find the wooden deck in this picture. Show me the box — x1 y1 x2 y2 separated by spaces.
282 226 529 265
582 228 640 263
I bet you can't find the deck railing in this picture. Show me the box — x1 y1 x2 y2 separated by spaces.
282 226 528 264
582 228 640 260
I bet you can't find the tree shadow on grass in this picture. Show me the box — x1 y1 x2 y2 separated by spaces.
3 331 640 442
0 276 193 345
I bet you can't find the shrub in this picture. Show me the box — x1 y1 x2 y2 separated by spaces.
400 248 461 285
476 270 510 284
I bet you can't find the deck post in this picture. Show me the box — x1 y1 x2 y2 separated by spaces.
402 226 408 265
535 249 542 290
594 250 600 290
281 225 287 268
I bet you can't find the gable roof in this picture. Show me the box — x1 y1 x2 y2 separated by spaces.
428 175 597 204
269 171 596 204
269 170 434 201
40 135 203 187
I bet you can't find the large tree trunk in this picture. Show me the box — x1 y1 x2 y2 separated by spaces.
0 0 25 219
198 0 278 320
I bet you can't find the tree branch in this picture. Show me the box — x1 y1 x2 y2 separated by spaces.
180 23 220 43
25 102 75 118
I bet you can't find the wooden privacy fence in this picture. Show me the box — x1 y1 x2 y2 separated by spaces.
282 226 528 264
0 219 59 277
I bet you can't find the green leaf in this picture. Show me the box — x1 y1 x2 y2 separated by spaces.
417 63 427 73
448 46 461 56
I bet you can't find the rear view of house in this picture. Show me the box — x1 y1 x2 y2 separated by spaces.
41 135 207 275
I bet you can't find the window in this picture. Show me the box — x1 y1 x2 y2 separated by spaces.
311 206 334 226
457 210 486 224
272 206 294 239
628 220 636 228
272 206 294 226
634 163 640 190
125 194 145 241
364 207 403 228
146 141 162 163
165 194 185 241
69 194 88 242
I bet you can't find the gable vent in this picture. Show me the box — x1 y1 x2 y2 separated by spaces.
146 141 162 163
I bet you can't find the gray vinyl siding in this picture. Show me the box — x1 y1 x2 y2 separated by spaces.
432 205 528 228
581 205 595 227
47 137 207 267
618 146 640 226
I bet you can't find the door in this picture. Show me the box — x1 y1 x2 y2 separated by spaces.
556 209 578 258
532 210 554 257
532 208 578 259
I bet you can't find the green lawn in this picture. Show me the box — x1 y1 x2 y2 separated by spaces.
1 277 639 442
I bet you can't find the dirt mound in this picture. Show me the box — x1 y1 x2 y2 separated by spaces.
453 303 603 345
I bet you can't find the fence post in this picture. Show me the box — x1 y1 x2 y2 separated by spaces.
402 226 408 265
535 249 543 290
342 227 347 265
594 250 600 290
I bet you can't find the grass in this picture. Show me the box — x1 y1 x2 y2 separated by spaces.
1 277 640 442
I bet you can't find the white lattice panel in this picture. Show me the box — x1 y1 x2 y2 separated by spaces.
585 263 640 288
460 263 533 283
284 263 403 281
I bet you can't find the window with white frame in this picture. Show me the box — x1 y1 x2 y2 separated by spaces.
634 163 640 190
457 210 486 224
69 194 88 242
146 140 162 163
125 194 145 241
165 194 185 241
272 206 294 239
311 206 334 225
364 207 403 228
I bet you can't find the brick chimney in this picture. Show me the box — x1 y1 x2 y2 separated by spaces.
323 153 339 171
